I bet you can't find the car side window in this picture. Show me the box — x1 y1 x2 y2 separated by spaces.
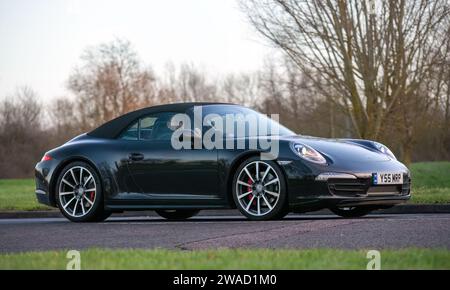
120 122 139 140
139 116 158 140
119 112 179 141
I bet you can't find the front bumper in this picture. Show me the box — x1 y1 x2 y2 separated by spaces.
281 160 411 210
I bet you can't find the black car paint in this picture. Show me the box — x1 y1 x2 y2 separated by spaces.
35 103 410 213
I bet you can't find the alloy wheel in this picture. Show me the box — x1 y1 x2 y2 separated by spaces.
235 161 281 217
58 166 97 218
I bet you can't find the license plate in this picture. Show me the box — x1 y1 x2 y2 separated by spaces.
373 172 403 185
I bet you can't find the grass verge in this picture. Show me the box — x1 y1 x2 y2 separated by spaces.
0 179 50 211
0 248 449 270
409 162 450 204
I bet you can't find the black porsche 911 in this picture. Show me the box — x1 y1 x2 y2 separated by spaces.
35 103 411 222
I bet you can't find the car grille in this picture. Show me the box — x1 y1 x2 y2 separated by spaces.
328 178 370 197
328 175 411 197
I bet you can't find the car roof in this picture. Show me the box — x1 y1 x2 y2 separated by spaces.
87 102 236 139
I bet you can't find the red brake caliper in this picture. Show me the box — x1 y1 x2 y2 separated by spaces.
90 191 95 202
247 178 256 205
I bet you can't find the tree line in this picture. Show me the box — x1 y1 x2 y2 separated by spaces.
1 0 449 178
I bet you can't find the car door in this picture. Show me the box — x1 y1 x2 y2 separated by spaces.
123 112 219 200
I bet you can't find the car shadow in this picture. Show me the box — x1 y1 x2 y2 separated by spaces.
103 214 388 223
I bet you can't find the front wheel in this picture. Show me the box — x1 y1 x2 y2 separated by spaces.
232 157 288 221
155 209 200 220
330 207 373 218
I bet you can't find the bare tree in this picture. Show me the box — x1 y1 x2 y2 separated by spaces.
416 17 450 161
178 63 217 102
241 0 450 161
0 87 41 138
47 97 81 142
68 39 158 130
158 62 219 103
255 57 349 136
222 73 261 106
0 87 45 178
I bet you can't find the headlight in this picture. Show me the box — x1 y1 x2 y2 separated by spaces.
291 143 327 165
373 142 396 160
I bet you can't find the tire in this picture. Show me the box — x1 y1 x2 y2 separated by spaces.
156 209 200 220
330 206 373 218
232 156 288 221
273 208 290 220
55 161 109 222
91 210 112 222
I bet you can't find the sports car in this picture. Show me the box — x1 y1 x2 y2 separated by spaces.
35 103 411 222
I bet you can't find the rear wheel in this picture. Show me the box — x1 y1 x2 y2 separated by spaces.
155 209 200 220
330 206 373 218
232 157 288 221
56 161 110 222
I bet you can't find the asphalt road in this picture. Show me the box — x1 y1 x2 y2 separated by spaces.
1 214 449 253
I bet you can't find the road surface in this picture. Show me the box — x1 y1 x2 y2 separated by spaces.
1 214 449 253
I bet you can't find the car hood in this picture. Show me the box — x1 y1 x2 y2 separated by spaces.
282 135 391 163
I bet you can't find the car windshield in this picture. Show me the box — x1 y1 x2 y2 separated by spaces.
198 105 296 137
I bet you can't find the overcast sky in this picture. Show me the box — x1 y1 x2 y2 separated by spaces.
0 0 271 101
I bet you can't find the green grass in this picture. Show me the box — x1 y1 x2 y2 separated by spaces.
410 162 450 188
410 162 450 204
0 248 449 270
411 187 450 204
0 162 448 211
0 179 50 211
